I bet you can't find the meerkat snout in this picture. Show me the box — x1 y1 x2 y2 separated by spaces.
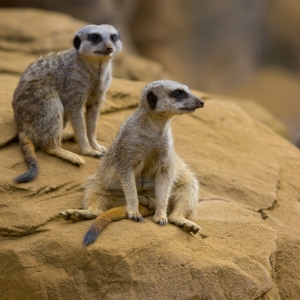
106 45 113 52
195 98 205 109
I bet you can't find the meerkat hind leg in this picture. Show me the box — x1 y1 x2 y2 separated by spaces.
45 147 85 165
59 206 102 222
168 214 201 234
60 196 154 223
169 192 201 234
60 190 124 222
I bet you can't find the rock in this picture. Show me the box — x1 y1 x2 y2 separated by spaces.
0 8 85 54
233 100 289 138
0 6 86 83
113 52 171 82
201 92 289 138
0 0 140 52
0 51 38 75
223 67 300 141
1 73 300 299
0 74 18 147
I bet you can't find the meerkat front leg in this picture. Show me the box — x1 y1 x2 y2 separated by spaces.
153 170 174 226
68 105 103 158
120 171 144 222
86 102 107 155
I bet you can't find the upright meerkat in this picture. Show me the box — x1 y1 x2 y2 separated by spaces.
12 24 122 183
60 80 204 245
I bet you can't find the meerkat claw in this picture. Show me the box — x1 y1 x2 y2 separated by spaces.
93 151 105 158
193 226 201 234
59 211 69 220
153 216 168 226
128 213 145 223
160 219 168 226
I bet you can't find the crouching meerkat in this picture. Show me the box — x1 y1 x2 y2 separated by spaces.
12 24 122 183
60 80 204 245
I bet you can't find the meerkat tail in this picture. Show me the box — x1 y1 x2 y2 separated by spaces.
83 205 154 246
14 133 38 183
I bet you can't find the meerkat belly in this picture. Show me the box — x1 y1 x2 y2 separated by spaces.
134 155 159 193
101 167 123 191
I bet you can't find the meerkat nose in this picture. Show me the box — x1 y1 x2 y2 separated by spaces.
106 46 113 52
197 98 204 108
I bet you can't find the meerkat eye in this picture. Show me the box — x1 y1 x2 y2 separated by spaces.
110 34 118 42
89 33 102 43
170 89 187 100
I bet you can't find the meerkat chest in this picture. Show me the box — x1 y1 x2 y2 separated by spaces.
95 60 112 91
85 75 110 107
134 149 172 192
136 144 172 176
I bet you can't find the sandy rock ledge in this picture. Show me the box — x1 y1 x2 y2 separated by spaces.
1 74 300 299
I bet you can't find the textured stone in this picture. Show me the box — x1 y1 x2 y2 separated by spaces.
1 75 300 299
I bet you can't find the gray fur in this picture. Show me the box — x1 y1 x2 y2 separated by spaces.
60 80 204 235
12 24 122 182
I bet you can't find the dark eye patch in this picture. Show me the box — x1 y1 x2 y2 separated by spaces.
147 91 158 109
170 89 187 100
110 34 118 42
73 35 81 50
88 33 102 43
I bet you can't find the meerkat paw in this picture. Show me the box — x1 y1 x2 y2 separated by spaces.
153 215 168 226
180 222 201 234
90 142 107 154
171 218 201 234
82 148 105 158
128 212 145 223
59 210 82 222
184 223 201 234
59 209 96 222
71 154 86 165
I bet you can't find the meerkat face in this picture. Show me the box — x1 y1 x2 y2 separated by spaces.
73 24 122 59
141 80 204 115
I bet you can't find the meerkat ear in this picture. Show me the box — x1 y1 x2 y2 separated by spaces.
73 35 81 50
147 91 158 109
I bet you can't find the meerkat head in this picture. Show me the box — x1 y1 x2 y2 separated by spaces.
140 80 204 116
73 24 122 59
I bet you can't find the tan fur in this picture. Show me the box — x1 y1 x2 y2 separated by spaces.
59 80 204 245
12 24 122 183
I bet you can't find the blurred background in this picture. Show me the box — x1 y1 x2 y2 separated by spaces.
1 0 300 144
